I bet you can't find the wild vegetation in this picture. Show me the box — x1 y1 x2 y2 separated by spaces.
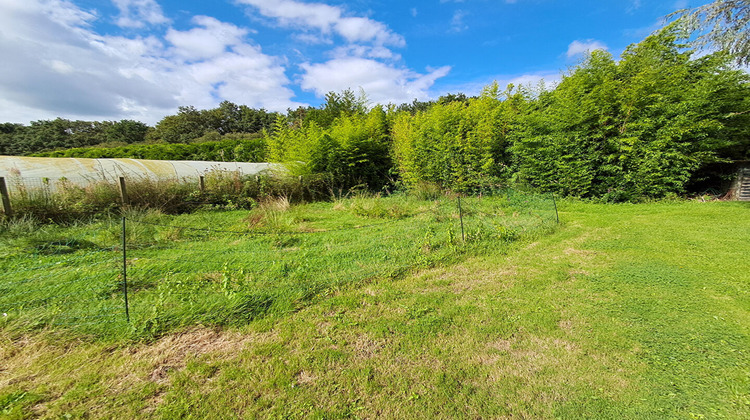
1 169 337 223
2 25 742 202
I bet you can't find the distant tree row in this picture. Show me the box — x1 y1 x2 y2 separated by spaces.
2 89 476 157
0 119 150 155
38 133 266 162
0 102 280 155
149 102 279 143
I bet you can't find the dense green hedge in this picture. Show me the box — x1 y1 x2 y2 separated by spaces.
508 28 750 200
34 134 266 163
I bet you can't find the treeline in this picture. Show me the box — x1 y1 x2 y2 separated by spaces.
0 103 279 155
39 134 265 162
508 30 750 199
0 119 150 155
267 28 750 199
11 27 750 200
148 103 278 143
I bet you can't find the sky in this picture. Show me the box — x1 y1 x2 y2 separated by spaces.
0 0 710 125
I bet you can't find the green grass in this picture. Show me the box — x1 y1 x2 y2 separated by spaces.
1 198 748 419
0 191 556 341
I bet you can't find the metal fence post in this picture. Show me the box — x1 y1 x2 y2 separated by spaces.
457 195 465 242
0 177 12 218
121 217 130 322
551 193 560 224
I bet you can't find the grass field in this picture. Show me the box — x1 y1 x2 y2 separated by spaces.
1 198 749 419
0 192 556 340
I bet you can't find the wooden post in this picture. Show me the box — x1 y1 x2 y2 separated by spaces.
0 177 12 218
118 177 129 207
199 176 205 194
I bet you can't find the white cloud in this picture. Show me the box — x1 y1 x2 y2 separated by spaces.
238 0 447 106
113 0 169 28
566 39 608 58
237 0 404 47
504 73 561 90
300 58 450 105
0 0 453 124
410 8 417 18
177 44 298 111
450 10 469 33
0 0 302 124
330 45 400 60
437 71 561 98
166 16 248 61
48 60 75 74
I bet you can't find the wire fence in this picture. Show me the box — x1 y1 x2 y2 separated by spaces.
0 191 559 339
3 175 116 193
0 172 338 221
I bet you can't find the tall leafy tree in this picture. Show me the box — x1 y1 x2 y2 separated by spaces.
150 106 207 143
392 83 512 191
510 25 750 200
670 0 750 65
104 120 150 144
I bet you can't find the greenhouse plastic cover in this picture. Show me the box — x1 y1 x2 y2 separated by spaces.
0 156 281 188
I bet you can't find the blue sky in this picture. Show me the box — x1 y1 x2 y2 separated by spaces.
0 0 707 125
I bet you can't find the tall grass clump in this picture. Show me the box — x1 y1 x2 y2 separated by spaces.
346 191 410 219
0 215 40 238
246 196 298 232
7 176 121 222
6 175 203 222
408 181 445 201
2 168 343 224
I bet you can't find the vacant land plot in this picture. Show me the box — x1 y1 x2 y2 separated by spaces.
1 199 748 419
0 192 556 340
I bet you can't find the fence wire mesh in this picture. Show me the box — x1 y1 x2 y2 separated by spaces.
0 191 558 338
0 238 126 335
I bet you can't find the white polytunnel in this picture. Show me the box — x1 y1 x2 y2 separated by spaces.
0 156 283 192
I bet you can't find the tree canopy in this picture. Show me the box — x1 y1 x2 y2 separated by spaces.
671 0 750 66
